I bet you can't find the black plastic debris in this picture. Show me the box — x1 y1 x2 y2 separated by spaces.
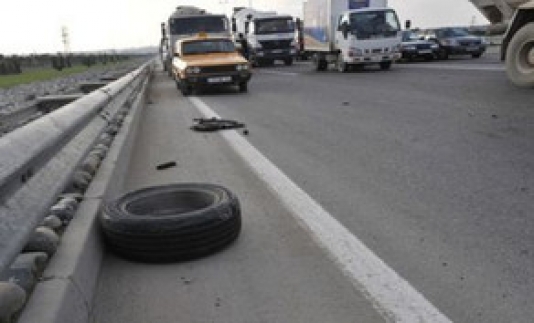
191 118 245 132
156 161 177 170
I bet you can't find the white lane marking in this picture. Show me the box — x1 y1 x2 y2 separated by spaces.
257 70 299 77
398 63 504 72
189 96 453 323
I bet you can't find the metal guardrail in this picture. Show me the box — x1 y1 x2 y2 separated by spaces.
0 59 155 275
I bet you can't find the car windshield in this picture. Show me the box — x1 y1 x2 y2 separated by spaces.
436 28 470 38
402 31 420 42
181 39 235 55
255 18 295 35
350 10 400 39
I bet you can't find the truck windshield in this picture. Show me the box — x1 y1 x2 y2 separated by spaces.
170 16 227 35
182 39 236 55
349 10 400 40
255 18 295 35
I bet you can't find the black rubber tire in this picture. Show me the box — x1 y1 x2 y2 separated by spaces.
284 58 293 66
181 84 193 96
379 61 392 70
239 82 248 92
438 49 449 60
99 183 241 262
314 55 327 71
472 53 482 58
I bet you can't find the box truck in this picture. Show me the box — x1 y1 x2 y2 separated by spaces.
303 0 402 72
469 0 534 87
160 6 231 75
232 8 297 66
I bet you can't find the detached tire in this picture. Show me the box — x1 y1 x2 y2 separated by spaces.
99 183 241 262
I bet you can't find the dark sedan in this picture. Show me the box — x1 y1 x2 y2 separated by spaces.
400 30 439 61
422 27 486 60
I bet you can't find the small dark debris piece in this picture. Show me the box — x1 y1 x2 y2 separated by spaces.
342 101 350 106
491 114 499 119
156 161 177 170
191 118 245 132
243 129 249 136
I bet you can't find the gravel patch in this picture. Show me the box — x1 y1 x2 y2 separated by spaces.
0 59 146 115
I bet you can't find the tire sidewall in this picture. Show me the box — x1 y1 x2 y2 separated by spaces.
505 23 534 87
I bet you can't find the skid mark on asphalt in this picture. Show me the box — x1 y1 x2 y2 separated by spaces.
189 96 454 323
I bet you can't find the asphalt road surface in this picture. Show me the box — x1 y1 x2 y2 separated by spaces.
93 52 533 323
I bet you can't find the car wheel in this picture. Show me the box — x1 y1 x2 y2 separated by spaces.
472 53 482 58
284 58 293 66
438 49 449 60
379 61 392 70
238 82 248 92
99 183 242 262
181 84 193 96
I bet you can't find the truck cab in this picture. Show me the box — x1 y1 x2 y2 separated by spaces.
161 6 230 75
335 8 402 71
303 0 402 72
232 8 297 66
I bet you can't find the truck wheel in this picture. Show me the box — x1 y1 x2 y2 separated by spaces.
379 61 392 70
99 183 242 262
337 56 349 73
505 23 534 88
313 55 327 71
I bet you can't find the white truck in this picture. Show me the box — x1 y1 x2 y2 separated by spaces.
161 6 231 74
469 0 534 87
231 7 297 66
303 0 402 72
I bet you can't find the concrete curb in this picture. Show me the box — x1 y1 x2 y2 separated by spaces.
17 74 150 323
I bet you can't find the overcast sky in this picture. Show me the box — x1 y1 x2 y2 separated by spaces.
0 0 487 54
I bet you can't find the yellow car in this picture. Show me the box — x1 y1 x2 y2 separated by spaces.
172 35 251 95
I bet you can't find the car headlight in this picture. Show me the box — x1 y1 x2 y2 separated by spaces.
185 66 201 74
431 43 439 49
236 64 249 71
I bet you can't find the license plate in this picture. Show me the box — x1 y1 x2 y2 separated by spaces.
207 76 232 84
271 49 283 54
418 50 432 54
